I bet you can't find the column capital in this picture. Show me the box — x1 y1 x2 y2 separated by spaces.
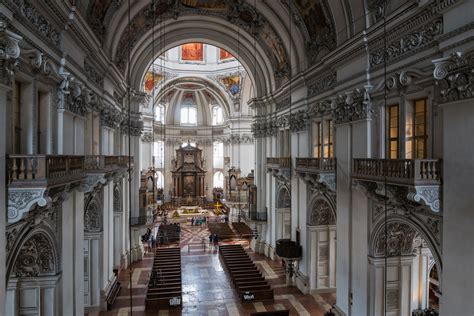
0 17 22 87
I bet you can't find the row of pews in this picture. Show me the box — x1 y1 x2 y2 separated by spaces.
232 222 254 239
219 244 274 302
157 224 180 244
208 222 235 240
145 247 182 309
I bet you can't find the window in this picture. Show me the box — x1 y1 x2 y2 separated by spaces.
14 82 21 154
313 121 322 158
212 106 224 125
323 119 333 158
156 171 164 189
388 104 399 159
406 99 427 159
213 171 224 188
154 105 164 123
213 141 224 169
180 106 197 125
153 141 164 168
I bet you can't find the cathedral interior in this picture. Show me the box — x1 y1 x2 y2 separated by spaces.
0 0 473 315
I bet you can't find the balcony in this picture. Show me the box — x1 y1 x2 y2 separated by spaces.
8 155 86 188
295 158 336 191
7 155 131 224
266 157 291 184
85 155 132 172
352 159 442 212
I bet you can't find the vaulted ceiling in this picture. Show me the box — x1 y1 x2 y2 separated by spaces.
77 0 370 96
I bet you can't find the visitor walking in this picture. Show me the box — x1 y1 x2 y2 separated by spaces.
209 233 213 245
191 217 194 226
151 235 156 249
213 234 219 248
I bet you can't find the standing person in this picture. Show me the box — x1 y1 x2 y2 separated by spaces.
147 235 152 254
191 217 194 226
200 216 203 226
209 233 213 247
213 234 218 248
151 234 156 249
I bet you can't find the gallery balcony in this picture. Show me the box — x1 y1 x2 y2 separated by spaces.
7 155 87 223
352 158 442 212
266 157 291 184
8 155 86 188
84 155 132 173
295 158 336 191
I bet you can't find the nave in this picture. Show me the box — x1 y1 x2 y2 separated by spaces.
90 220 335 316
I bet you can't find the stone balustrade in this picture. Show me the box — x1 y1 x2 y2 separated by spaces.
266 157 291 168
8 155 133 187
8 155 85 186
352 158 441 186
295 157 336 172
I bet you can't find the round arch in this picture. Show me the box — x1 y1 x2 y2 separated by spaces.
84 193 103 233
308 194 336 226
6 225 59 282
276 185 291 209
369 215 442 278
126 19 275 97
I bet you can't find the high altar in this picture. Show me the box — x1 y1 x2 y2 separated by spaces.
171 144 207 200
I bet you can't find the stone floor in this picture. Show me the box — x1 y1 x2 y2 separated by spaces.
91 223 336 315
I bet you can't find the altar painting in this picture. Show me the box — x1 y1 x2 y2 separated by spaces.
181 43 204 61
183 175 195 196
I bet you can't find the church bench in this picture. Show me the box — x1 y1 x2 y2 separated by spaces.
148 281 181 288
106 276 121 311
235 279 267 286
147 286 182 293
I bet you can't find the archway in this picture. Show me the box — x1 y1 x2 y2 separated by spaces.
276 185 291 240
368 217 442 315
307 195 336 292
6 229 60 316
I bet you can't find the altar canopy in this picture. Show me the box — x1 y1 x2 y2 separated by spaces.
171 144 207 198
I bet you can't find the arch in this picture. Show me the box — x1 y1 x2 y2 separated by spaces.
369 215 442 275
84 193 103 233
113 182 122 213
276 185 291 209
6 224 59 281
308 195 336 226
212 104 224 125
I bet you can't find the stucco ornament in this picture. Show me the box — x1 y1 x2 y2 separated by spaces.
8 188 50 224
0 18 22 86
407 186 441 213
375 222 418 257
310 199 335 226
15 233 55 277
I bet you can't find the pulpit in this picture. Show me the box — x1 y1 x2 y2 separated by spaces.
171 144 206 200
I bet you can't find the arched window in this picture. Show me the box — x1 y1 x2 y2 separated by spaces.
154 104 165 123
212 105 224 125
213 171 224 188
181 142 196 148
180 106 197 125
156 171 164 189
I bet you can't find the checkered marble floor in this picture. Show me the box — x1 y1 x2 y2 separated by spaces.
91 224 336 315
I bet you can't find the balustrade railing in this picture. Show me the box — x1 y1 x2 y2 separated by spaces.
8 155 86 184
295 157 336 172
8 155 131 185
352 159 441 185
266 157 291 168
